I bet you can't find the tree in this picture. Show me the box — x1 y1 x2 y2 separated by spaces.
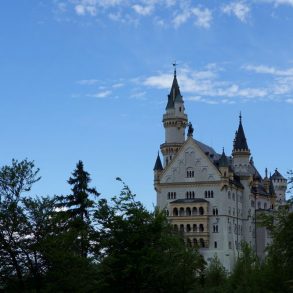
202 255 227 293
0 159 41 291
94 179 205 293
56 160 100 258
259 201 293 293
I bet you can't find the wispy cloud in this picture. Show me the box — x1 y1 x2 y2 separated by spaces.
222 1 250 22
142 63 293 104
87 90 112 98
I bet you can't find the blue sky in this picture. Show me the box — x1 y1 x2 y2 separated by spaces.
0 0 293 208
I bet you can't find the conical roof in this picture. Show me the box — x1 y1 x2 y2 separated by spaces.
153 152 163 171
233 113 249 151
271 169 285 180
166 70 183 109
218 148 229 167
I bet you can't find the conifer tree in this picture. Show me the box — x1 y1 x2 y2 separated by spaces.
57 160 100 258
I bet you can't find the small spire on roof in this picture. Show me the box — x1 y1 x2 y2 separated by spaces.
265 168 268 178
173 61 177 76
239 111 242 123
153 151 163 171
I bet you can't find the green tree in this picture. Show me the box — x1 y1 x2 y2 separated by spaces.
202 255 227 293
94 179 205 293
57 160 100 258
0 159 41 291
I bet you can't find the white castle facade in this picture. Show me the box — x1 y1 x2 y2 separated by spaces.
153 69 287 271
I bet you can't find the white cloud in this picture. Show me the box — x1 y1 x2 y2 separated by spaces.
132 4 153 16
173 6 212 28
243 64 293 76
87 90 112 98
222 1 250 22
77 79 99 85
286 98 293 103
75 4 86 15
191 7 212 28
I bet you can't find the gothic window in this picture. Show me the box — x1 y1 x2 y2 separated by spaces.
199 207 204 215
173 208 178 216
199 224 204 232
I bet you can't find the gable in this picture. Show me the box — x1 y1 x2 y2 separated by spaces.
160 139 221 184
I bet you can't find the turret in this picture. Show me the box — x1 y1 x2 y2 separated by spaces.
160 66 188 167
271 169 287 206
153 152 163 188
218 148 229 177
232 113 251 175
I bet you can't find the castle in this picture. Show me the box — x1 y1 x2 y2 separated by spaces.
153 69 287 271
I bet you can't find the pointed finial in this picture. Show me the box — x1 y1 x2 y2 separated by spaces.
265 168 268 178
222 147 225 154
239 111 242 123
173 61 177 76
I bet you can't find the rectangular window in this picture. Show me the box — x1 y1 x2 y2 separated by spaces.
214 241 217 248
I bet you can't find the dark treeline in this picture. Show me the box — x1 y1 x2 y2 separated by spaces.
0 159 292 293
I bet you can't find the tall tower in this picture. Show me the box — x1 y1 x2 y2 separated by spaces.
271 169 287 206
232 113 251 175
160 67 188 167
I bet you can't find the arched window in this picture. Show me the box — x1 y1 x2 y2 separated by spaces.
264 202 267 209
186 224 191 232
215 208 218 215
208 191 210 198
186 168 194 178
192 207 197 215
192 191 195 198
180 224 184 232
214 241 217 248
173 224 178 231
199 224 204 232
179 207 185 216
199 207 204 215
173 208 178 216
186 207 191 216
193 238 198 246
258 202 261 209
200 238 205 248
193 224 197 232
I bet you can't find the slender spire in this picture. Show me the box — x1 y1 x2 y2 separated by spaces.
153 152 163 171
219 147 229 167
166 63 183 109
233 113 249 151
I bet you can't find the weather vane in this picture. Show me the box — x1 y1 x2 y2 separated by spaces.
172 61 177 76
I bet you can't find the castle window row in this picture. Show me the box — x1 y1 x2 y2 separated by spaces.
204 190 214 198
186 238 207 248
172 206 205 216
186 191 195 199
257 202 268 209
167 192 176 199
173 223 205 233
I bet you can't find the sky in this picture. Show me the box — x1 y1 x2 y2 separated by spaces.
0 0 293 209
